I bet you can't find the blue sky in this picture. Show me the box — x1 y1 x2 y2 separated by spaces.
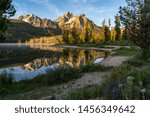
12 0 126 26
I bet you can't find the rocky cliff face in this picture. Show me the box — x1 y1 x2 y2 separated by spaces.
18 14 58 29
55 12 101 31
19 12 101 31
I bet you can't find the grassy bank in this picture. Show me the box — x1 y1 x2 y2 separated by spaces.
66 40 134 47
0 64 110 99
66 62 150 100
67 85 103 100
111 47 140 56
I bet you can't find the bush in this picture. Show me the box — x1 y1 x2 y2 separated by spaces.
47 67 82 84
0 71 14 95
78 64 111 73
111 47 139 56
126 54 150 66
67 85 103 100
104 64 150 100
0 71 14 85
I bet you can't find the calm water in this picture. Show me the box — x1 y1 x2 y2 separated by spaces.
0 44 109 81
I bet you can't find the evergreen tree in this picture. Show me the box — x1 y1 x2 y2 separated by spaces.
108 18 111 29
101 19 110 42
110 28 116 41
119 0 150 58
84 22 92 43
122 28 128 40
62 29 70 44
108 18 111 41
0 0 16 42
101 19 106 40
71 27 80 44
114 14 121 41
104 26 109 42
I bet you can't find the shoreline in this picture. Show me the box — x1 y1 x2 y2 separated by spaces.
0 43 120 52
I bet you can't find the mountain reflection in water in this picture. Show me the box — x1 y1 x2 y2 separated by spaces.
0 44 109 81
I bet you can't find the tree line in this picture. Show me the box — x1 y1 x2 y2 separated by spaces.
62 16 123 45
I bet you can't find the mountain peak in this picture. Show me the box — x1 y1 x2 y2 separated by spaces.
80 13 86 17
65 12 73 18
18 14 59 28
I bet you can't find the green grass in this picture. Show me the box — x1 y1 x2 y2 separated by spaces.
46 67 82 84
103 64 150 100
78 64 112 73
111 47 140 56
67 85 103 100
126 54 150 67
67 61 150 100
66 40 133 47
104 40 134 46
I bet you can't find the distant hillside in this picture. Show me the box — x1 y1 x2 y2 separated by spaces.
5 19 61 43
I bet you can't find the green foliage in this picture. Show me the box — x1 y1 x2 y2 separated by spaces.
0 71 14 85
71 27 80 44
101 19 111 42
67 85 103 100
0 0 16 41
126 54 150 66
62 29 70 44
84 22 92 43
79 64 111 73
0 71 14 95
111 47 139 56
119 0 150 58
46 67 82 84
104 63 150 100
114 15 121 41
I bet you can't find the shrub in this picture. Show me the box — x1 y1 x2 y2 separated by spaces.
0 71 14 85
104 64 150 100
78 64 111 73
67 85 103 100
126 54 150 66
0 71 14 95
46 67 82 84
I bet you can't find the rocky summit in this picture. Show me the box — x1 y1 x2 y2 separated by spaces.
18 14 58 29
55 12 101 31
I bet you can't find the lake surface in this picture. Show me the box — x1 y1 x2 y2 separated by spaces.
0 44 109 81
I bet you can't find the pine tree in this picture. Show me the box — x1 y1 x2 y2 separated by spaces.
101 19 106 40
104 26 109 42
119 0 150 58
84 22 92 43
62 29 70 44
114 14 121 41
71 27 80 44
101 19 110 42
108 18 111 29
108 18 111 41
0 0 16 42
